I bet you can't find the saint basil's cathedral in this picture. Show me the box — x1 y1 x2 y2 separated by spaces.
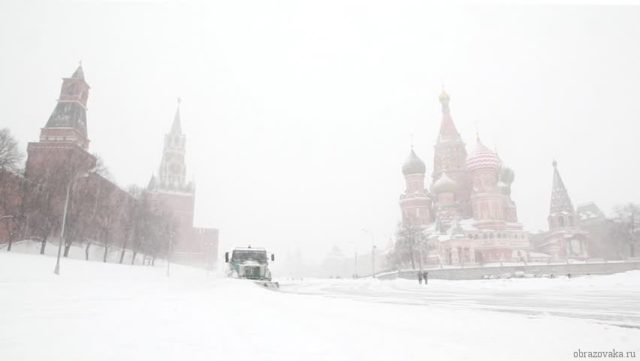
399 91 588 265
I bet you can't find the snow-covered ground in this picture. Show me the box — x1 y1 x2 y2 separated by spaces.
279 273 640 329
1 251 639 361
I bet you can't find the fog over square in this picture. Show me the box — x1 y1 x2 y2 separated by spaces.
1 0 639 262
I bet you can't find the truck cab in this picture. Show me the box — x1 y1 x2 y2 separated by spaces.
225 247 275 281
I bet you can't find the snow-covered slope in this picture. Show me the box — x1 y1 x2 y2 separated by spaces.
1 252 638 361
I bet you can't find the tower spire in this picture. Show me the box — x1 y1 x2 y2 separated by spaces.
550 160 575 215
437 89 460 140
41 64 91 149
171 97 182 135
157 99 188 192
71 62 85 80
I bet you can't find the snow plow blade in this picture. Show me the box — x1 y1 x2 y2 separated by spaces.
255 281 280 289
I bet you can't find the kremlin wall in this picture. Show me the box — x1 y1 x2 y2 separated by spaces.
0 65 218 266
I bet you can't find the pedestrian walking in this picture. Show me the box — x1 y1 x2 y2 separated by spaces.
418 271 423 284
423 271 429 285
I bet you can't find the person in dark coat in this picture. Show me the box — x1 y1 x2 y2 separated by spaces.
418 271 423 284
423 271 429 285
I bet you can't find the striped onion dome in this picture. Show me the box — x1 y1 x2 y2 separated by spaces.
466 136 501 172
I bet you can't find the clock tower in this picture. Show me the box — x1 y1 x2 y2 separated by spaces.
148 100 215 265
155 99 190 192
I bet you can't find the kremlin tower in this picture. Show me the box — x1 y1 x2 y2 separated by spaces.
39 64 91 150
148 100 218 267
26 64 96 187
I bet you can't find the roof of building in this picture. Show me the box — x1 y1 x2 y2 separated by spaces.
45 101 88 137
402 148 426 175
549 160 575 215
431 172 457 194
171 99 182 135
71 64 85 80
466 135 501 171
437 90 461 141
576 202 604 221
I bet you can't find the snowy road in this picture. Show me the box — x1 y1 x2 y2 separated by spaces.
2 252 639 361
278 276 640 329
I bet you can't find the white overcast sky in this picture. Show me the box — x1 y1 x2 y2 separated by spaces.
1 0 639 262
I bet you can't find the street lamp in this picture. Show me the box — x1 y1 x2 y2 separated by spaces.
166 230 173 277
54 171 91 275
350 239 358 279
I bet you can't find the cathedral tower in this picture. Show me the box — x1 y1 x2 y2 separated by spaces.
432 91 471 216
466 135 504 224
399 148 432 226
540 160 588 260
548 160 577 230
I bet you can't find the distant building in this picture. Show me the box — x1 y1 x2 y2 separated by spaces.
26 64 96 180
575 202 618 259
147 101 219 267
398 91 529 266
1 65 218 267
11 65 133 253
532 161 589 260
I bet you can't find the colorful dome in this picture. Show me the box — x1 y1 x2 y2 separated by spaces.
431 172 457 194
402 149 426 175
466 137 501 171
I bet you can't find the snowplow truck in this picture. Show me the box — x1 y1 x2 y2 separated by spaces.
224 247 277 287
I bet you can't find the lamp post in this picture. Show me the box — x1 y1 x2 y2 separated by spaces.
54 171 90 275
350 239 358 279
166 230 173 277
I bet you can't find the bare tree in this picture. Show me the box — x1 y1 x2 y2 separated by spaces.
612 203 640 258
390 222 427 269
0 128 23 172
24 149 95 254
120 185 142 264
0 129 25 250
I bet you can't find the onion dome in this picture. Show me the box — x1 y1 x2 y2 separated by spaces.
466 135 501 171
431 172 457 194
402 149 426 175
499 166 515 184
